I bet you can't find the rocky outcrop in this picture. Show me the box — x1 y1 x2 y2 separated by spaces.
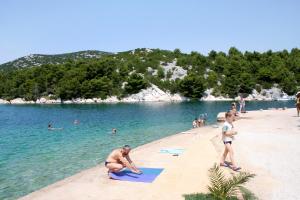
202 87 295 102
10 98 35 104
0 99 9 104
201 89 233 101
244 88 294 101
160 60 187 80
121 84 186 102
36 98 61 104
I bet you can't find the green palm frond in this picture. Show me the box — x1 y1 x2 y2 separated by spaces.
207 164 255 200
239 186 259 200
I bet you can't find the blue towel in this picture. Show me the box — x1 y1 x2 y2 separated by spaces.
160 148 185 155
109 167 163 183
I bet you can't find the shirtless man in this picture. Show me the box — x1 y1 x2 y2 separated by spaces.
105 145 142 175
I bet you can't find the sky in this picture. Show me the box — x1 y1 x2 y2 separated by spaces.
0 0 300 64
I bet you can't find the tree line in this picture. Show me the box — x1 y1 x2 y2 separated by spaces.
0 47 299 101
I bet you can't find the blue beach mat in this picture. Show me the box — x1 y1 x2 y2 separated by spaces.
160 148 185 155
109 167 164 183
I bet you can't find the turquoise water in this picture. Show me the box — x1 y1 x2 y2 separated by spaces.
0 101 295 199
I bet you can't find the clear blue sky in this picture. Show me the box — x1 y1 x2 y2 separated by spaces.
1 0 299 64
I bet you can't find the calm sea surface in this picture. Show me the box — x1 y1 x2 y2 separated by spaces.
0 101 295 199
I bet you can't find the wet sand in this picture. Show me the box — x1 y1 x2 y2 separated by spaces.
20 108 300 200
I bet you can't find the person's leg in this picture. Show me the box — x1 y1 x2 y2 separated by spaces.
106 163 124 173
220 145 229 165
226 143 237 168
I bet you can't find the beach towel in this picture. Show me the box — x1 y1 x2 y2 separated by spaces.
159 148 185 155
109 167 163 183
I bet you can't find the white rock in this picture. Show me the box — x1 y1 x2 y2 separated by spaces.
201 89 233 101
122 84 186 102
45 99 61 104
63 100 73 104
93 98 103 103
10 98 27 104
248 87 294 101
103 96 119 103
0 99 9 104
85 99 94 103
39 97 47 104
160 60 187 80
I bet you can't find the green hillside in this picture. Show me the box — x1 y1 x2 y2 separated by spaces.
0 47 299 101
0 50 111 70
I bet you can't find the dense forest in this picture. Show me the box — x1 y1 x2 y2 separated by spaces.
0 47 299 101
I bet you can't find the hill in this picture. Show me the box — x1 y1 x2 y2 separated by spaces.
0 47 299 102
0 50 111 70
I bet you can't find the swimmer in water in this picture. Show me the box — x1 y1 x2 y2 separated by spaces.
48 123 63 131
48 123 52 130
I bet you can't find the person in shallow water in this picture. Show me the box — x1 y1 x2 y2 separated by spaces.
112 128 117 134
73 119 80 125
48 123 52 130
105 145 142 175
48 123 63 131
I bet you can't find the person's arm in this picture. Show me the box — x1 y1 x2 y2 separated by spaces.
118 154 141 174
222 125 237 136
224 130 237 136
125 155 142 173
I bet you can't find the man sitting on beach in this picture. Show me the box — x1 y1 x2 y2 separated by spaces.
105 145 142 175
220 111 241 171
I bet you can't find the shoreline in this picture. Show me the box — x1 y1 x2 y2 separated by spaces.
18 108 300 200
0 85 296 105
19 126 217 200
0 98 295 105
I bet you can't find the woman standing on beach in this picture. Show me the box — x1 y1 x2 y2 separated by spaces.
239 97 246 113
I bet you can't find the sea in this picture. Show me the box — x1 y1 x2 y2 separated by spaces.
0 101 295 199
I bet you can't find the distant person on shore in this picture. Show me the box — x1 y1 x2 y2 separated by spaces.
192 118 198 128
296 93 300 117
105 145 142 176
230 102 238 119
239 97 246 113
112 128 117 134
197 114 207 127
220 111 241 171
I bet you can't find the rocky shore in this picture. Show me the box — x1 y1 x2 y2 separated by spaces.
0 85 295 105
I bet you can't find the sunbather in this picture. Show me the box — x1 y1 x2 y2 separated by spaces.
105 145 142 176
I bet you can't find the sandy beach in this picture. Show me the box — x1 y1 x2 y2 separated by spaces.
19 108 300 200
